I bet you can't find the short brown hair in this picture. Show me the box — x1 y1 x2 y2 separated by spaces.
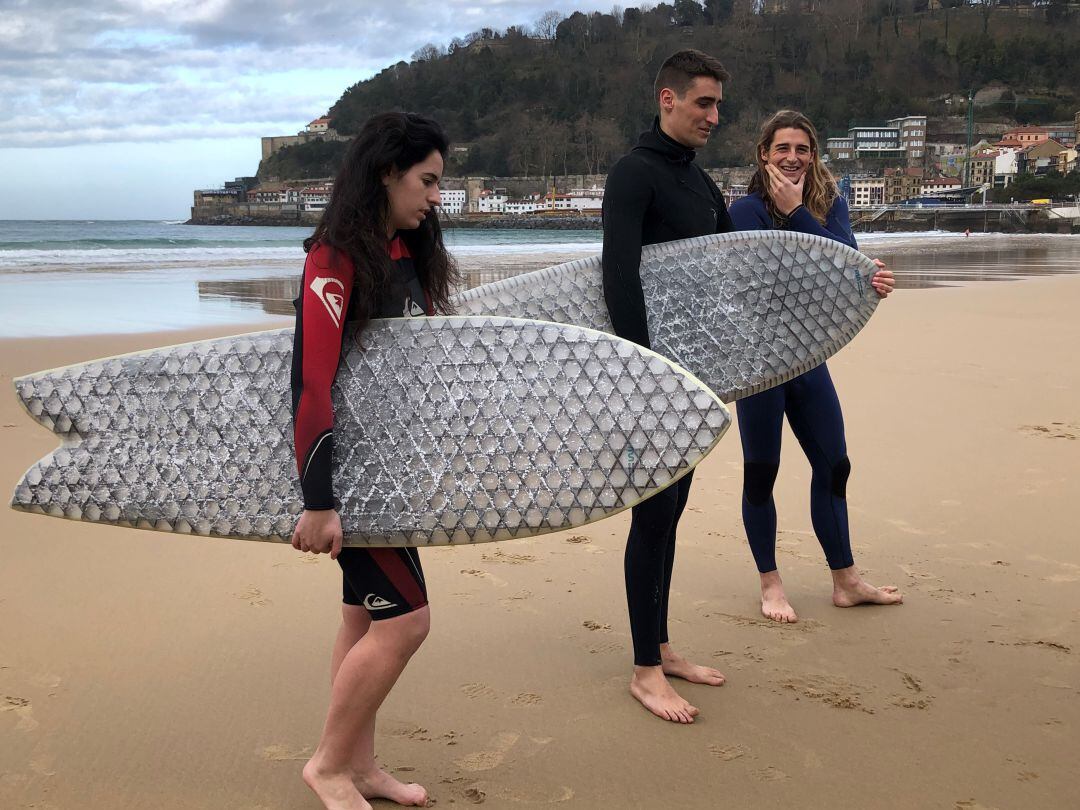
654 49 730 101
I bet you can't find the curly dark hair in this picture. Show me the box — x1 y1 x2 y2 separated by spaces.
304 112 460 333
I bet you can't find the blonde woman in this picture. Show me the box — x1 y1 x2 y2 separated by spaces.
728 110 902 623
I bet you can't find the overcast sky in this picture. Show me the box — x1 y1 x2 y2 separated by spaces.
0 0 604 220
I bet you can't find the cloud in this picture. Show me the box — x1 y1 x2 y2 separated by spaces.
1 0 599 148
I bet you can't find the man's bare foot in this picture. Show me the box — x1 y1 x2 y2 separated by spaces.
759 571 798 623
303 758 372 810
630 665 699 723
355 767 429 807
831 567 903 608
660 644 726 685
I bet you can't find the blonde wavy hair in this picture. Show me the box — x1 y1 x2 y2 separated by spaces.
747 110 838 226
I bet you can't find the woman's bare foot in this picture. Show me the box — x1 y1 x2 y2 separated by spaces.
303 758 372 810
629 665 699 723
831 567 903 608
355 767 429 807
759 570 798 623
660 644 726 685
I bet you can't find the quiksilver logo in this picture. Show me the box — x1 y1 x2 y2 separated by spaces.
363 594 398 611
310 277 345 328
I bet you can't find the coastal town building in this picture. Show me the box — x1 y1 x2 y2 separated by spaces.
849 177 885 207
1001 125 1075 148
883 167 924 203
474 190 508 213
437 189 466 215
1058 148 1077 175
1017 139 1069 175
261 117 349 161
826 116 926 165
967 154 996 187
300 184 333 211
921 177 962 197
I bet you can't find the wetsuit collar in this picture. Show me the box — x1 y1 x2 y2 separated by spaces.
635 117 696 165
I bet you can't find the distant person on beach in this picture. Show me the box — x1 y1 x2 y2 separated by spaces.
290 112 457 809
602 49 733 724
728 109 902 623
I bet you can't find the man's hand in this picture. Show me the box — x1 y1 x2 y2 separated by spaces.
291 509 344 559
765 164 804 217
870 259 895 299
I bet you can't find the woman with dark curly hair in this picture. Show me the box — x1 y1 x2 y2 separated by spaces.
290 111 459 809
729 110 902 624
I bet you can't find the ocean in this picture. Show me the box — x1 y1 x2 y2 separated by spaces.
0 220 1077 338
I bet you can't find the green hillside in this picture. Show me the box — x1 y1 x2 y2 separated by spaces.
257 0 1078 180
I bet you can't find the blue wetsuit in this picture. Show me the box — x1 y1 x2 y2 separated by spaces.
728 192 857 573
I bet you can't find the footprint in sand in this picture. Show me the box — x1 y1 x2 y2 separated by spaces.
260 744 312 761
779 675 871 713
510 692 542 706
2 695 38 732
753 766 789 781
459 569 507 587
481 549 536 565
564 535 590 544
708 743 748 762
1016 771 1040 782
582 620 611 632
891 670 934 710
1020 423 1077 440
463 785 486 803
235 586 270 606
587 641 622 655
461 682 497 700
493 785 575 803
455 731 520 772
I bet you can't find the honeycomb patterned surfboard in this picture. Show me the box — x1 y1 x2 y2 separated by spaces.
455 230 879 403
11 316 730 546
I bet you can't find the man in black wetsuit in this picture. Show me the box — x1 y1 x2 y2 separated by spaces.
602 49 733 724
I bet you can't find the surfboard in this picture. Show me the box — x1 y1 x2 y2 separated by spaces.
454 230 880 403
11 316 730 546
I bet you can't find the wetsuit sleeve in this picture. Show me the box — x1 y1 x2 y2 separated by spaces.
291 243 354 510
602 157 654 348
729 197 772 231
788 195 858 249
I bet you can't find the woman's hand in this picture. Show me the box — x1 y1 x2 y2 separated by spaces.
870 259 894 299
291 509 344 559
765 163 805 217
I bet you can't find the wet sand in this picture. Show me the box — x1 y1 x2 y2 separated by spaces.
1 264 1079 808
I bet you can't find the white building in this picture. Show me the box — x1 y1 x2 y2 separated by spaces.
301 184 333 211
475 190 508 213
850 177 885 207
438 189 466 215
920 178 962 197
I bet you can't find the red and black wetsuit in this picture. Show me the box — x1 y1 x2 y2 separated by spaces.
291 236 431 619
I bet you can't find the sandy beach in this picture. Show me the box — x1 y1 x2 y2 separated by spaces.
1 268 1078 809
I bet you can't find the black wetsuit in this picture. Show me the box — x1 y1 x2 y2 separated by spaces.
602 118 734 666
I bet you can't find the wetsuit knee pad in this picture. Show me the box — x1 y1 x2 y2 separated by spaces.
743 462 779 506
831 456 851 499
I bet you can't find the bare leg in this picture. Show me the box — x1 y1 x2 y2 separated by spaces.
831 566 903 608
303 607 431 810
629 665 700 724
759 570 798 623
331 607 428 807
660 642 726 686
